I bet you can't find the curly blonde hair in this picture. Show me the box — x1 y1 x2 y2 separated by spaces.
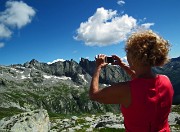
125 30 170 67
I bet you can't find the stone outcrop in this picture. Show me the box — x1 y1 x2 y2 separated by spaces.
0 109 49 132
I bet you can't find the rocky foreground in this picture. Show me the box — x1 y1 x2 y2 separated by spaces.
0 108 180 132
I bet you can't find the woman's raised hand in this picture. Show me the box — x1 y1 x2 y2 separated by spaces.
95 54 108 69
111 55 123 66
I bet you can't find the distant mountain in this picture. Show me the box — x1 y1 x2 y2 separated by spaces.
0 58 129 118
0 56 180 119
7 58 129 86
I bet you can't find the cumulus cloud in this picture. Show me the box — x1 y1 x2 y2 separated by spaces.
117 0 125 6
74 7 137 46
0 42 5 48
74 7 154 47
0 1 36 29
0 1 36 48
47 59 65 65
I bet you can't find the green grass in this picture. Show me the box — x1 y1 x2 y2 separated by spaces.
0 107 24 119
171 105 180 115
170 124 180 131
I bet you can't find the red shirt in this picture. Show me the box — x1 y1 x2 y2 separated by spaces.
121 75 174 132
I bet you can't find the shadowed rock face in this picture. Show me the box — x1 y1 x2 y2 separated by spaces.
79 58 130 84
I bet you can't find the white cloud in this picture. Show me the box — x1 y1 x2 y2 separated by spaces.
0 1 36 47
0 1 36 29
74 7 137 47
75 7 155 47
0 24 12 38
117 0 125 6
47 59 65 65
0 42 5 48
141 23 154 29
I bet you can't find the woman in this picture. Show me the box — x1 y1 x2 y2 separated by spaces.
89 30 174 132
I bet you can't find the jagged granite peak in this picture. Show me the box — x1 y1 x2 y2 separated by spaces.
24 59 39 66
29 59 39 64
0 58 91 86
48 60 88 85
79 57 96 76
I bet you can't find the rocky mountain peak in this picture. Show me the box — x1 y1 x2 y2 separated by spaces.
79 58 95 74
29 59 39 64
80 58 90 63
23 59 41 68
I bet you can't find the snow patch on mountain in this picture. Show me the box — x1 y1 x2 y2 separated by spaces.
43 75 71 80
78 74 88 84
47 59 65 65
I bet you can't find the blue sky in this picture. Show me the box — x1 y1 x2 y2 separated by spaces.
0 0 180 65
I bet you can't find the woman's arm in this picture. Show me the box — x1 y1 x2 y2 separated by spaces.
89 54 131 105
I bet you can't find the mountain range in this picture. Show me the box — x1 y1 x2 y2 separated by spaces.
0 56 180 119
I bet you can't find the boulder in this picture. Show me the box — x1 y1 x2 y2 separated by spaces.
0 109 50 132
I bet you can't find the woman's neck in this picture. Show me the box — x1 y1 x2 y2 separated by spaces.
135 66 156 79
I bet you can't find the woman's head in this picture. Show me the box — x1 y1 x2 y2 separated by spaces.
125 30 170 67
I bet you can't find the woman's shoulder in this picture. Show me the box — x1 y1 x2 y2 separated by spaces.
156 74 171 83
158 74 169 79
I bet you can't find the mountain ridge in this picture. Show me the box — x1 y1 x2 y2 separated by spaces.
0 56 180 117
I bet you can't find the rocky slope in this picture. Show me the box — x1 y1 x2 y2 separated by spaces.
0 58 128 119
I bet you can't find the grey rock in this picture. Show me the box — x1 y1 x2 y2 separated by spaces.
0 109 50 132
168 112 180 125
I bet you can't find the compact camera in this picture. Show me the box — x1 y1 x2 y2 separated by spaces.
105 56 114 63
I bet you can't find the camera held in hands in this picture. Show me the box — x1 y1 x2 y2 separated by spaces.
105 56 114 63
